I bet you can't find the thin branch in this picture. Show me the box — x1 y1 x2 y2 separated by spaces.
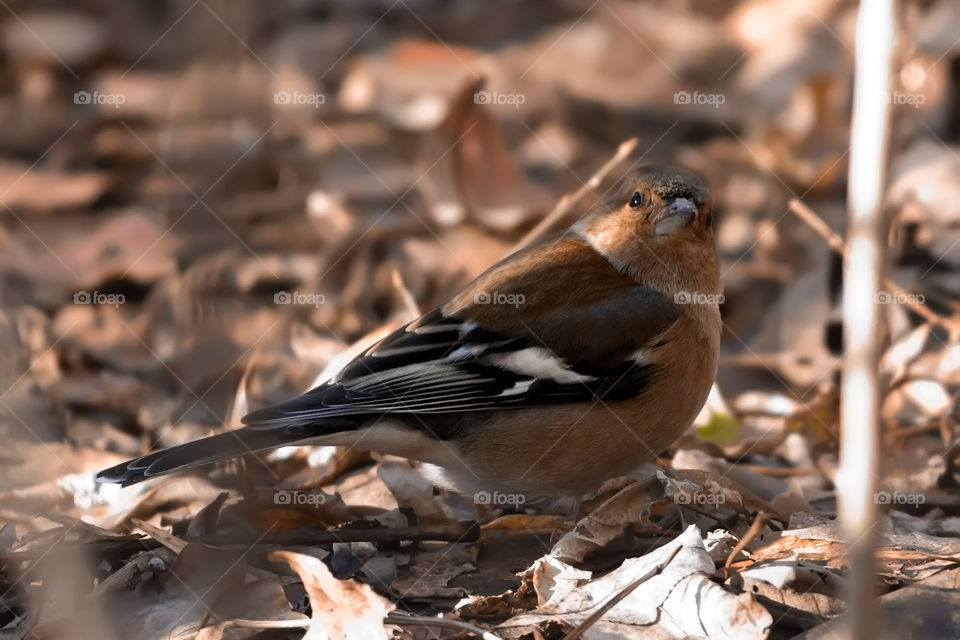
789 199 959 334
508 137 638 255
724 511 768 575
191 520 480 546
386 612 504 640
0 521 482 563
221 618 310 629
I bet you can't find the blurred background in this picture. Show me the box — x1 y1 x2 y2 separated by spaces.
1 0 960 638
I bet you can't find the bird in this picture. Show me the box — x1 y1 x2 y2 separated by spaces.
97 165 722 506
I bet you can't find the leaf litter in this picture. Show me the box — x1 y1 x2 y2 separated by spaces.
1 0 960 639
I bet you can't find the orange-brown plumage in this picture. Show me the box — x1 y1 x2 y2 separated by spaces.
98 165 722 506
432 166 720 494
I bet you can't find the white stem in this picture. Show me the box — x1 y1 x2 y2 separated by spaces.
839 0 896 637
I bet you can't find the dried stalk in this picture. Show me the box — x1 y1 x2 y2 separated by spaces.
839 1 896 638
789 199 959 334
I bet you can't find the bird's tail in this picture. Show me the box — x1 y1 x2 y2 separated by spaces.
96 424 314 487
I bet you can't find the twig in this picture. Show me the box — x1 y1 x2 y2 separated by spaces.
508 137 638 255
386 612 503 640
218 618 310 630
131 517 187 554
739 464 822 477
884 418 941 442
391 268 421 318
560 545 682 640
724 511 768 575
0 521 481 563
193 520 480 546
788 199 960 334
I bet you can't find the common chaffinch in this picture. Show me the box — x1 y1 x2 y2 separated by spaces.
98 165 722 503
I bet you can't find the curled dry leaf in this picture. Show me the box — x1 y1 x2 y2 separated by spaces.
503 526 772 640
270 549 394 640
658 469 785 520
549 475 665 563
550 470 782 563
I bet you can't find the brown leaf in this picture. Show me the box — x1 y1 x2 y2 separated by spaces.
270 549 393 640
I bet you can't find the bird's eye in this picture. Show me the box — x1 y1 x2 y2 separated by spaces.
629 191 644 208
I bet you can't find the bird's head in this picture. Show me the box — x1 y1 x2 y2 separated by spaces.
574 165 718 291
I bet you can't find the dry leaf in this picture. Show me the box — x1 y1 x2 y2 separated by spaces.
503 526 772 639
270 549 394 640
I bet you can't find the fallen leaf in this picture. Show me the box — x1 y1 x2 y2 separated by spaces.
503 526 773 639
270 549 394 640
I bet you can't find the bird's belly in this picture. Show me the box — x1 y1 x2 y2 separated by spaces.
447 401 688 495
317 421 465 468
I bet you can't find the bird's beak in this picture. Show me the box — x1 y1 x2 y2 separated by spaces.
655 197 697 235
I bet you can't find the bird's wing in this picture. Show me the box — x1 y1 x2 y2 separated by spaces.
242 234 679 427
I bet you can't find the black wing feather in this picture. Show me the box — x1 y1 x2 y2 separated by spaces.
243 309 669 428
